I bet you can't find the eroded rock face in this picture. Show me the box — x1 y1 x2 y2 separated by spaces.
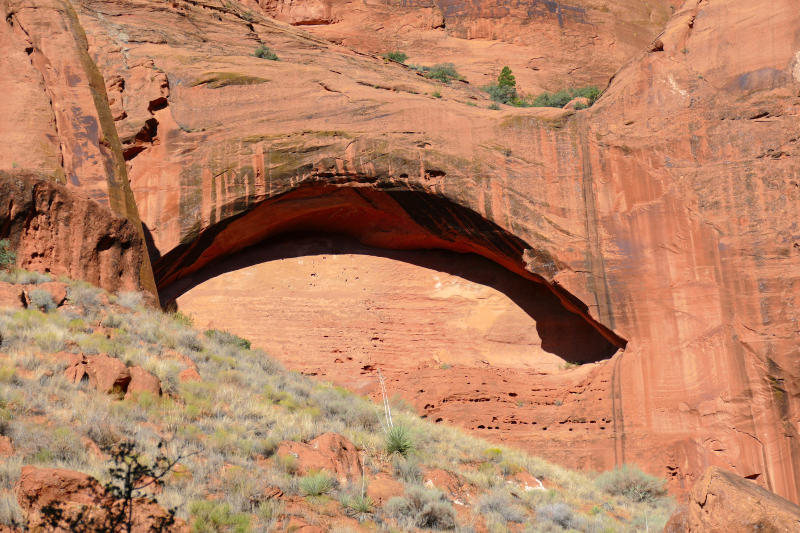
0 0 155 296
68 0 800 503
15 466 187 533
663 466 800 533
2 0 799 506
0 171 151 295
276 432 362 483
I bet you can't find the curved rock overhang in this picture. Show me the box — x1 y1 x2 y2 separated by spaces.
156 180 627 351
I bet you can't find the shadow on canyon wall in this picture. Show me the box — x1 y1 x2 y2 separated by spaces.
165 231 619 364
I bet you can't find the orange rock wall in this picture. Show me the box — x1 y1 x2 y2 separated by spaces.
0 0 155 295
2 0 799 505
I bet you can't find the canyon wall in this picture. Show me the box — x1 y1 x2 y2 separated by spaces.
1 0 799 503
0 0 155 294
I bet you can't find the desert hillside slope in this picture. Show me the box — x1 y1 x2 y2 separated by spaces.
0 0 799 507
0 274 676 532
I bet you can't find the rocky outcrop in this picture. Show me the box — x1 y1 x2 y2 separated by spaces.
0 170 150 295
0 0 155 296
59 352 160 397
663 466 800 533
15 466 187 533
276 433 362 483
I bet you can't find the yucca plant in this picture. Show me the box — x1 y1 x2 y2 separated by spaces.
341 494 374 522
386 425 414 457
299 470 334 499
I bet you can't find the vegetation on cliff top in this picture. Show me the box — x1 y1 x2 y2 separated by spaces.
0 271 673 532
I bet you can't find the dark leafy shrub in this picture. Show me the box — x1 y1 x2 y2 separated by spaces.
384 51 408 63
254 45 279 61
595 464 667 502
532 86 600 108
483 84 517 105
488 103 501 110
415 63 462 84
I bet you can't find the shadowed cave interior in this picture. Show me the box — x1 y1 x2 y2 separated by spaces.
167 232 619 375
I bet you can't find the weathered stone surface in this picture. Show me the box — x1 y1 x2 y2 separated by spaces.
0 171 150 295
276 433 362 483
125 365 162 399
0 0 155 296
60 352 133 394
15 466 188 533
0 282 26 309
2 0 800 506
0 436 14 457
663 466 800 533
367 473 404 506
178 367 202 383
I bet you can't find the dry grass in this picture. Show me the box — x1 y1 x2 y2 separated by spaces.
0 272 675 532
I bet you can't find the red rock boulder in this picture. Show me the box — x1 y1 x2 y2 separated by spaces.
125 365 162 399
0 436 14 457
15 466 187 533
0 281 26 309
276 433 362 483
58 352 143 396
663 466 800 533
366 473 404 506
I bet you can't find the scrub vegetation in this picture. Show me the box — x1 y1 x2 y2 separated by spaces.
0 271 674 532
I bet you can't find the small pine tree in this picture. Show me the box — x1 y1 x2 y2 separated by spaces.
498 66 516 88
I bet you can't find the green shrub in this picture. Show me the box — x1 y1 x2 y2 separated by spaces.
532 86 600 109
410 63 463 84
205 329 251 350
483 84 517 105
488 103 501 110
190 500 251 533
254 45 279 61
384 51 408 63
0 240 15 271
341 493 374 521
595 464 667 502
432 89 442 99
29 289 56 312
298 470 334 498
386 425 414 457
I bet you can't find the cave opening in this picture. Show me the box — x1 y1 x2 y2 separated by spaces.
155 183 625 389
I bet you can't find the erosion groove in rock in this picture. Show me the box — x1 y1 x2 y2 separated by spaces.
0 0 156 295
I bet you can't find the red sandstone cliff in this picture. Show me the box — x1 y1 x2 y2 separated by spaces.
1 0 799 505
